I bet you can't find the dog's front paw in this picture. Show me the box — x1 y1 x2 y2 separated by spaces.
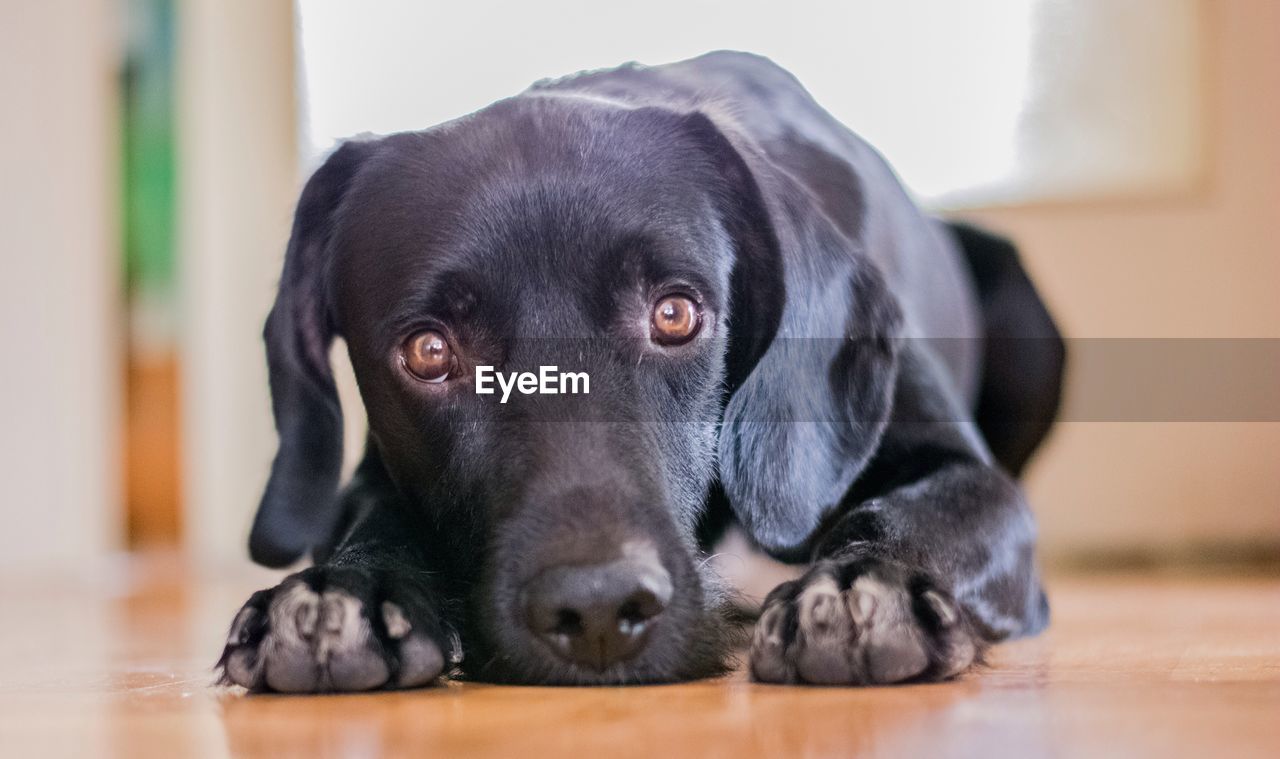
750 557 980 685
217 565 460 693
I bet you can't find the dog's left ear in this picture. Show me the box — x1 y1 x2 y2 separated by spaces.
681 112 902 555
249 139 377 567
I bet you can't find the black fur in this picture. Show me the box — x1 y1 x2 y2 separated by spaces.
218 52 1061 691
949 222 1065 477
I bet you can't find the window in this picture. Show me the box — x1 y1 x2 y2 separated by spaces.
296 0 1202 207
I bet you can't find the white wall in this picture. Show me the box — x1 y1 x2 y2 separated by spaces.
178 0 300 569
975 0 1280 561
296 0 1202 206
0 0 122 571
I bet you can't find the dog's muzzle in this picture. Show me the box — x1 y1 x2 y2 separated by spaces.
522 553 673 670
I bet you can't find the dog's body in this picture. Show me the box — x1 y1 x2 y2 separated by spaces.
219 52 1063 690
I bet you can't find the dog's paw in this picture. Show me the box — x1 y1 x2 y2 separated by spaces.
217 565 460 693
750 557 980 685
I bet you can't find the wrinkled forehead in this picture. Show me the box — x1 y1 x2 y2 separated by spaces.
329 101 731 341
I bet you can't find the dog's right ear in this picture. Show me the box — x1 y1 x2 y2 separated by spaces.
249 140 376 568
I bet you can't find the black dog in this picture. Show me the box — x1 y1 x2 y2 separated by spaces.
218 52 1063 691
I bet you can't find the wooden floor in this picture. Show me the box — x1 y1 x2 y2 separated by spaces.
0 560 1277 759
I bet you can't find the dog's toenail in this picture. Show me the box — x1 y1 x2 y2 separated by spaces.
295 600 319 637
382 602 412 639
322 596 346 633
923 590 958 627
812 595 836 626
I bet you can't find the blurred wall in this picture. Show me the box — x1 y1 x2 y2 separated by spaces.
974 0 1280 561
0 0 121 571
178 0 299 568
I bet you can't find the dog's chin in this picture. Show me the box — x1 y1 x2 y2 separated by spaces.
466 589 744 686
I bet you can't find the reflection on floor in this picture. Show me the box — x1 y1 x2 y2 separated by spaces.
0 556 1277 758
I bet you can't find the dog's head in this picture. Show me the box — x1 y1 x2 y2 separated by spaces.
248 96 901 683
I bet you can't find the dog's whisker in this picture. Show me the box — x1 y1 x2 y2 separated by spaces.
698 552 745 572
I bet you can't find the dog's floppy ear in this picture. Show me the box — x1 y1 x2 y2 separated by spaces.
249 139 375 567
683 112 902 555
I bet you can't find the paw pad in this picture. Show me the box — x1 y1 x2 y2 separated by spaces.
218 569 452 693
749 559 978 685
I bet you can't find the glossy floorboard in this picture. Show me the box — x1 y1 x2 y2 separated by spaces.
0 560 1276 758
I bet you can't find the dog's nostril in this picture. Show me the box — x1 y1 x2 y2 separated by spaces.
618 598 644 625
553 608 584 637
617 589 661 629
524 557 672 670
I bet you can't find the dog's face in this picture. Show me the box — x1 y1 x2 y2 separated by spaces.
250 95 902 684
337 101 740 682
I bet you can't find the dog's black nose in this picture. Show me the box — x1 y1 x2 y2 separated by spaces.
524 557 672 670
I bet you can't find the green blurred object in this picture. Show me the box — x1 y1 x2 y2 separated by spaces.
121 0 183 546
121 0 176 335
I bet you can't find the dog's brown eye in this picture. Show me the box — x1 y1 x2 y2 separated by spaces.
651 295 701 345
400 330 454 383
